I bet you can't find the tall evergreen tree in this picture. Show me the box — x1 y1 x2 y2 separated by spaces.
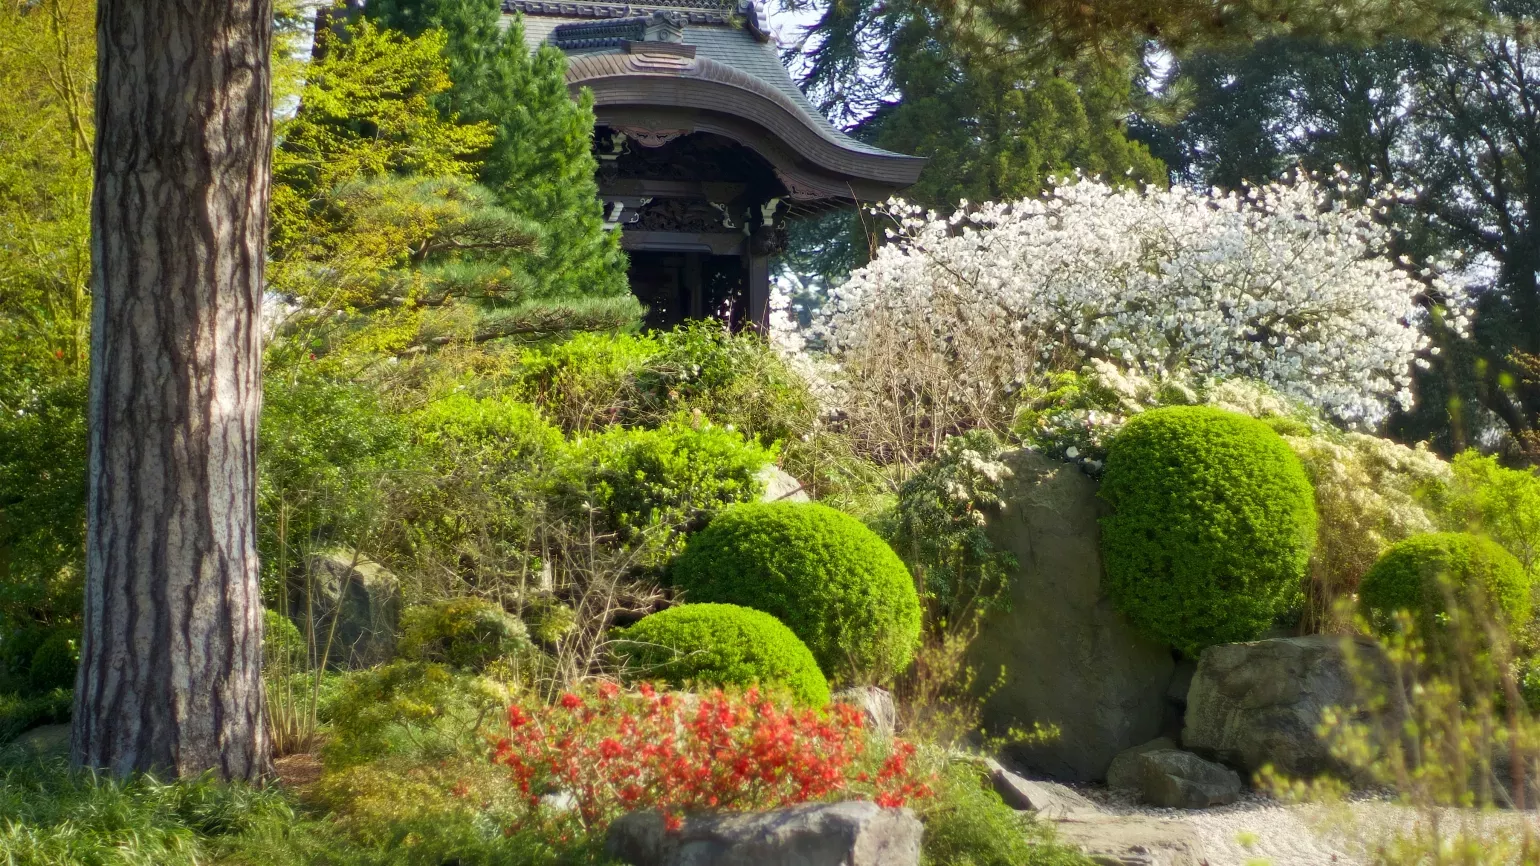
368 0 627 303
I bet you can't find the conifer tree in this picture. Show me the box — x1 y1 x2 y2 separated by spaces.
368 0 628 303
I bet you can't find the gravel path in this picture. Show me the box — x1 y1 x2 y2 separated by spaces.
1074 787 1540 866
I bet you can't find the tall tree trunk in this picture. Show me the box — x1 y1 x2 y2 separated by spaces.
73 0 273 781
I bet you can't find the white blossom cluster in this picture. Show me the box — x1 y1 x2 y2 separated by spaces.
816 177 1468 430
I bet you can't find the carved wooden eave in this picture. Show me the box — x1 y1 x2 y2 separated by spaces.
563 53 924 202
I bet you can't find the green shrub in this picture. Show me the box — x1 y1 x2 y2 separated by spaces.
0 688 71 745
28 630 77 693
635 323 816 445
516 331 657 433
398 598 530 672
568 419 770 560
612 603 830 706
263 609 305 672
918 761 1092 866
1360 532 1533 642
671 502 922 683
1099 406 1318 656
893 431 1016 634
1431 451 1540 573
323 661 510 768
409 393 563 462
0 377 87 677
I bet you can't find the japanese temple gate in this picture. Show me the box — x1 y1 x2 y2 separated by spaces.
510 0 925 328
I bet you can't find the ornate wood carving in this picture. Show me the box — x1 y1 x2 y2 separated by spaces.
615 126 689 148
630 197 737 232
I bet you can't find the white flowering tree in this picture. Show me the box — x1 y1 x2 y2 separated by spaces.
814 177 1466 462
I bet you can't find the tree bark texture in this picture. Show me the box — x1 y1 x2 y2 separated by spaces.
74 0 273 780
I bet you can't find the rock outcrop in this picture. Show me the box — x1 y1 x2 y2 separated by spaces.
295 549 401 668
985 758 1100 819
970 449 1175 781
605 801 922 866
1105 737 1176 793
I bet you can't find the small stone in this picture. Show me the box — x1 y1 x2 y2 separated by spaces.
831 686 896 738
1133 750 1242 809
1106 737 1175 792
605 801 921 866
756 465 810 503
984 758 1101 819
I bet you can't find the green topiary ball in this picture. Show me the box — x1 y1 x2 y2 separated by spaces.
398 598 529 672
670 502 922 683
612 603 830 706
28 630 78 693
1360 532 1532 641
1100 406 1318 656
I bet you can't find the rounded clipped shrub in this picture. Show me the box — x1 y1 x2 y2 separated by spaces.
612 603 830 706
1360 532 1532 641
398 598 529 671
671 502 922 683
1100 406 1318 656
28 630 78 692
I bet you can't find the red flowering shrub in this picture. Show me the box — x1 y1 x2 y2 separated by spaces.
490 682 933 832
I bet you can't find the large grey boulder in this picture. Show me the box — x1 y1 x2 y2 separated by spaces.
1183 635 1396 779
1125 749 1241 809
604 801 922 866
969 449 1175 782
295 549 401 668
1053 815 1207 866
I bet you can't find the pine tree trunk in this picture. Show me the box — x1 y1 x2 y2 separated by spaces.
73 0 273 781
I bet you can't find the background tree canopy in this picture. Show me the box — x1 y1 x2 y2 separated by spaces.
1131 0 1540 458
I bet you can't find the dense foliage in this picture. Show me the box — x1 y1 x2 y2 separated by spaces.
612 604 830 706
491 683 932 831
1360 532 1533 641
366 0 627 302
398 597 530 672
1099 406 1319 655
567 419 771 563
671 502 923 683
892 431 1016 637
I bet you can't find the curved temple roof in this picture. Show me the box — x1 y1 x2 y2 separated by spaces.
506 0 924 202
